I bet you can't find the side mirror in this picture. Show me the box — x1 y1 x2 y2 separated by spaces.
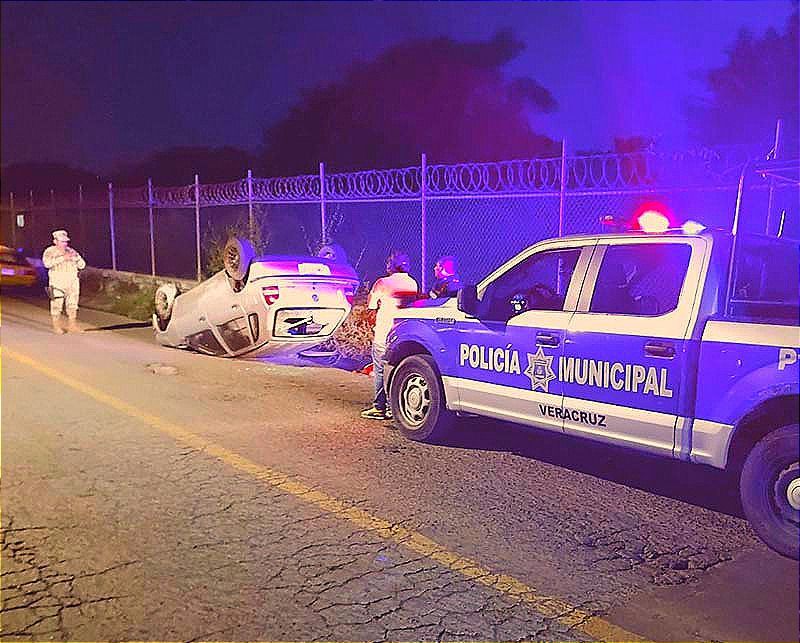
457 285 480 317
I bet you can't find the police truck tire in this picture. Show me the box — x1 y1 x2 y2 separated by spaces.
740 424 799 560
390 354 454 442
223 237 255 283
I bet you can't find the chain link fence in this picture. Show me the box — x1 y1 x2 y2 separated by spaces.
3 144 796 289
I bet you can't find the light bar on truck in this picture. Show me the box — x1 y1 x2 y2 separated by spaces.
681 220 706 235
637 210 670 233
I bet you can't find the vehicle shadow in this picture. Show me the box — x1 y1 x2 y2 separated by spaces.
85 322 152 331
437 417 745 519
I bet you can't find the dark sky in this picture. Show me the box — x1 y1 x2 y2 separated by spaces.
1 1 795 172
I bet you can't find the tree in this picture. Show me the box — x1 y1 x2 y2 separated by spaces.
112 146 257 186
613 136 656 154
688 11 799 154
260 31 559 174
0 162 104 196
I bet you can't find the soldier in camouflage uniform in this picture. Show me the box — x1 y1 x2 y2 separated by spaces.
43 229 86 334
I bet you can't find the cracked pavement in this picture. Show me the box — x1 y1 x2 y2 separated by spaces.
2 296 798 641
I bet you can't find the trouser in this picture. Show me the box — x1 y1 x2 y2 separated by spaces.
49 280 80 318
372 343 387 411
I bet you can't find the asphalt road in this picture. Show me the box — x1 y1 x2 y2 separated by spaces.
2 294 798 642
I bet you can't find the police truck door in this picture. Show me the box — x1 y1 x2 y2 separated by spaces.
455 242 593 429
560 236 709 455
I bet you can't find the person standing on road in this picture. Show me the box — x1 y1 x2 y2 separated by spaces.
361 250 418 421
43 229 86 334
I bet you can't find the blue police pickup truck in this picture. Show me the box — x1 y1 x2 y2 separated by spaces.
384 227 799 559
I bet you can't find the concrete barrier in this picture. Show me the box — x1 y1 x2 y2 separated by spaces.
83 267 199 292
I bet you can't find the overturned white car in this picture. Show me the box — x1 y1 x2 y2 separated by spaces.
153 238 359 357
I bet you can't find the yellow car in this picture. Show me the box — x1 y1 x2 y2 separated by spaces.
0 245 39 287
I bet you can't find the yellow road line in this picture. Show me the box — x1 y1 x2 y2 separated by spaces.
5 347 642 642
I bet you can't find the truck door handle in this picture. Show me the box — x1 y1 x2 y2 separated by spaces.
645 341 675 359
536 333 560 347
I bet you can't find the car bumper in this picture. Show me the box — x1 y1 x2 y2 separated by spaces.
1 275 38 287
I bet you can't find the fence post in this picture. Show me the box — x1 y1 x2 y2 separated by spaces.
108 182 117 271
29 189 34 249
559 138 567 237
421 152 428 293
765 118 783 235
9 192 16 248
247 169 254 239
195 174 201 281
319 162 327 245
50 189 56 234
148 178 156 276
78 184 86 247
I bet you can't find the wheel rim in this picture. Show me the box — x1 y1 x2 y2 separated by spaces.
774 461 800 523
399 373 431 429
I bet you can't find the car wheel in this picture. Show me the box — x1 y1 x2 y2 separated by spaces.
223 237 255 283
154 283 179 331
389 354 454 442
740 424 800 559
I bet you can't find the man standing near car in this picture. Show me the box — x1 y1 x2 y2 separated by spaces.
43 229 86 334
361 250 418 420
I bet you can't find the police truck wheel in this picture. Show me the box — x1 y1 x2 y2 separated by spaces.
223 237 255 283
740 424 800 560
390 354 454 442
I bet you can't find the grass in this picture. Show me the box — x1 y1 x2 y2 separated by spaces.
80 269 157 321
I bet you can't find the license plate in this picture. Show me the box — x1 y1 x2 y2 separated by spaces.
273 308 344 337
1 268 16 276
298 263 331 276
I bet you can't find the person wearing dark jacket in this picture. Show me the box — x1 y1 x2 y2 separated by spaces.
429 255 462 299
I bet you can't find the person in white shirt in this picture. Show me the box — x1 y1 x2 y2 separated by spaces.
361 251 418 420
42 229 86 334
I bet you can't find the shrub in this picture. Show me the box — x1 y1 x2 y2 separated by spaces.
80 271 157 321
203 205 271 277
108 282 157 320
329 295 374 360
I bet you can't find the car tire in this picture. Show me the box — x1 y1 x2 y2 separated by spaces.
223 237 255 283
390 354 454 442
740 424 800 560
154 283 179 331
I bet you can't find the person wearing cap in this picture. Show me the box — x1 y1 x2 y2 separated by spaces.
429 255 463 299
42 229 86 334
361 250 418 420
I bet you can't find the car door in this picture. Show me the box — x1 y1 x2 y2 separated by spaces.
561 236 709 456
454 242 594 430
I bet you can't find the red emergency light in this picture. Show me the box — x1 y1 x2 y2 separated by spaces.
631 201 675 232
600 203 706 235
637 210 670 233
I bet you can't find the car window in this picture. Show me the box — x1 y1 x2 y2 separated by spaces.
481 248 582 321
186 330 227 356
730 236 799 321
590 243 691 316
0 251 27 265
217 317 253 352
